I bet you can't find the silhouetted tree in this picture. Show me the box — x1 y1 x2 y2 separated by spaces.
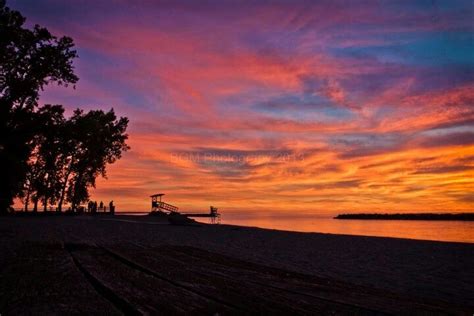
21 105 67 211
0 0 78 212
20 106 130 213
63 109 129 211
22 147 42 212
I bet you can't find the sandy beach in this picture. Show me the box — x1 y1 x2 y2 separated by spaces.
0 215 473 314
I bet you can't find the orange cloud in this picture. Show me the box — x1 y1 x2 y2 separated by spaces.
14 0 473 214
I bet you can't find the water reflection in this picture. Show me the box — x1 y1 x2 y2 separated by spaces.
221 213 474 243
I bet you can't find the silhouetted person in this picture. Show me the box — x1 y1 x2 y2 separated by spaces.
93 201 98 214
99 201 103 211
87 200 93 213
109 200 115 215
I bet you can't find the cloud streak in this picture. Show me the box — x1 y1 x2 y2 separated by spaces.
11 0 474 213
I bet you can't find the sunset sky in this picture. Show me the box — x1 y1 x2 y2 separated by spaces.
11 0 474 214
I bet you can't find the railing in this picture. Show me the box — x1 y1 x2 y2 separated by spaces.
157 201 179 212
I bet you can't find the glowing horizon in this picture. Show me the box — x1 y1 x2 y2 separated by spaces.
11 0 474 213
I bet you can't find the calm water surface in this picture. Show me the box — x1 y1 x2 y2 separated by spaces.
220 213 474 243
117 212 474 243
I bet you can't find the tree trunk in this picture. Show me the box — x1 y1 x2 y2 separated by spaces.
71 172 83 212
58 180 68 212
24 181 31 212
58 168 73 212
43 175 50 212
70 176 75 211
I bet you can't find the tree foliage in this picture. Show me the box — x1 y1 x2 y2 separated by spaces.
0 0 78 109
23 107 130 212
0 1 130 212
0 0 78 212
65 108 130 210
22 105 66 211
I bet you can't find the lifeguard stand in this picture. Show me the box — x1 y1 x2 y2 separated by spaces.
210 206 221 224
149 193 221 224
150 193 179 213
181 206 221 224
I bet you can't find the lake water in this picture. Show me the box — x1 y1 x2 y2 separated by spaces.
117 212 474 243
220 213 474 243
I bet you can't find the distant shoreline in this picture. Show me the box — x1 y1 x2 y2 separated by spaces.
334 213 474 221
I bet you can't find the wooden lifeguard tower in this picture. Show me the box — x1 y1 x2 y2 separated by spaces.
150 193 179 213
150 194 221 223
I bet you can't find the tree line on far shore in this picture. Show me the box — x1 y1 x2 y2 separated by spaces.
0 1 129 213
